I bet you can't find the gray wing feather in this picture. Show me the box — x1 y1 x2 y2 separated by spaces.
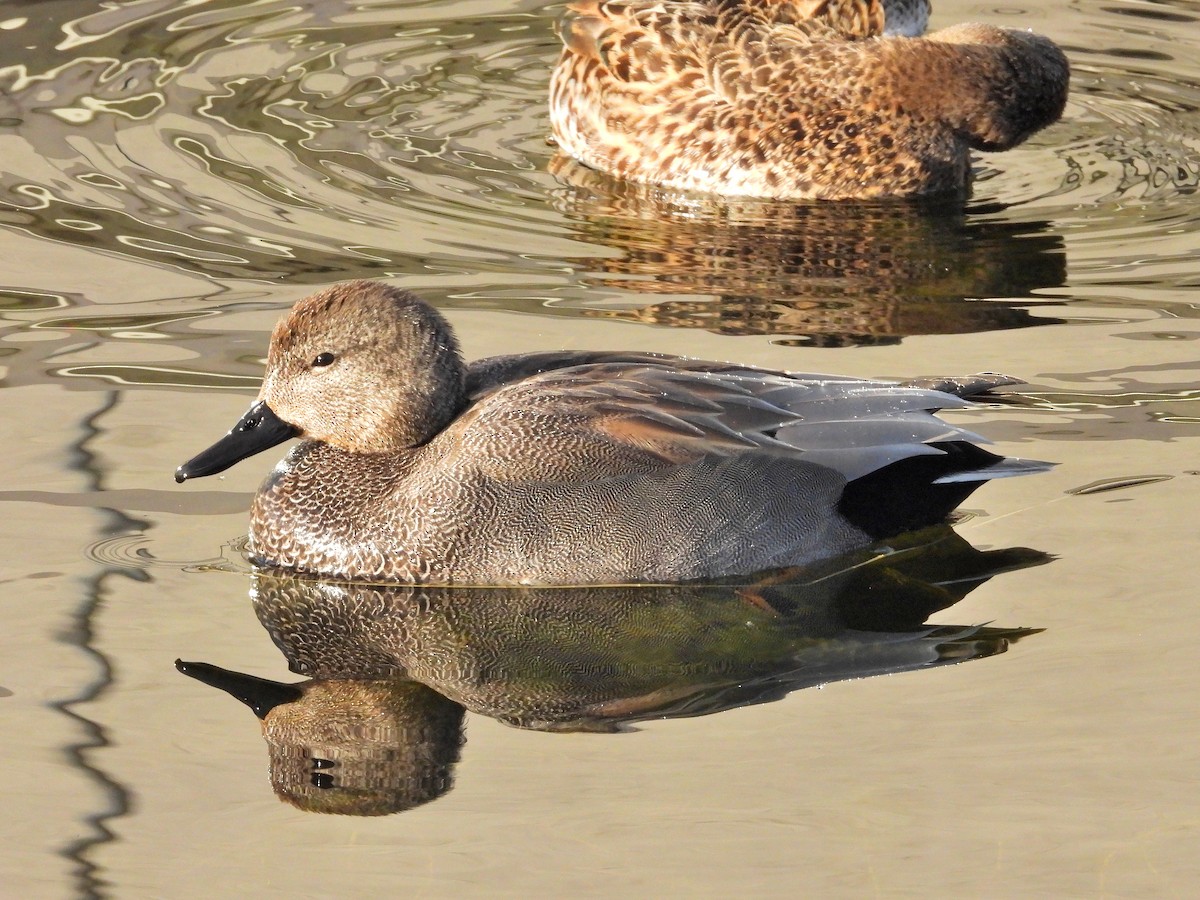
459 361 997 481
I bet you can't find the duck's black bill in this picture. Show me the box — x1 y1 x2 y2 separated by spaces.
175 659 304 719
174 400 298 483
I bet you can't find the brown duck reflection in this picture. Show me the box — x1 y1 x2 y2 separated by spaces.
174 666 463 816
178 526 1046 816
550 160 1067 345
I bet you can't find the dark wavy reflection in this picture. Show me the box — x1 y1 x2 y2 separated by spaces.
549 161 1067 345
178 526 1047 816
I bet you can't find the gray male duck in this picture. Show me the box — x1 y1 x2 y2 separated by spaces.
176 280 1049 584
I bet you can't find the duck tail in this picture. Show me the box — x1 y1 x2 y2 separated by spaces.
932 454 1054 484
838 441 1052 540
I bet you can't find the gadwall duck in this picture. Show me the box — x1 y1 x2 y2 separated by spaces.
549 0 1069 199
176 280 1049 584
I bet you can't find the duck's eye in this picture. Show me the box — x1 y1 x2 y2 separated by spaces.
312 352 336 368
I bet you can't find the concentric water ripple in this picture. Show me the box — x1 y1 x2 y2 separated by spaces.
84 532 253 573
0 0 568 287
967 1 1200 310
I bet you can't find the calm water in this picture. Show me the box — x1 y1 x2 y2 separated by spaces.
2 0 1199 895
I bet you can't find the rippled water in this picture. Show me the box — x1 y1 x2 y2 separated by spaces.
3 0 1200 896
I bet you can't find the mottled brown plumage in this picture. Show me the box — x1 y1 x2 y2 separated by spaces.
176 280 1050 584
549 0 1069 199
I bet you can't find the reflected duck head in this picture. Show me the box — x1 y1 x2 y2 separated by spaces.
176 660 464 816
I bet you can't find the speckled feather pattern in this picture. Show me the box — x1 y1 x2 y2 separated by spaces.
249 539 1032 730
217 281 1050 585
548 0 1069 199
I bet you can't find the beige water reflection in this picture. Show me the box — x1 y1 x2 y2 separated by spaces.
2 0 1200 896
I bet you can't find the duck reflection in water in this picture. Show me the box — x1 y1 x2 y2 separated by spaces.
549 167 1068 346
178 526 1047 816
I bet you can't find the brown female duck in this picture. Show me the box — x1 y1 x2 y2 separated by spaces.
549 0 1069 199
176 280 1048 584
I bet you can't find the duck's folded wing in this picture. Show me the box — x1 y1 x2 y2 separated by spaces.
558 0 857 105
445 362 991 483
467 350 880 398
559 1 712 86
780 0 889 38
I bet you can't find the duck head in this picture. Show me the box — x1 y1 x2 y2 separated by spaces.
175 281 467 482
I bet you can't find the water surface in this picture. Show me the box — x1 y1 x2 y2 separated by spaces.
2 0 1199 896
